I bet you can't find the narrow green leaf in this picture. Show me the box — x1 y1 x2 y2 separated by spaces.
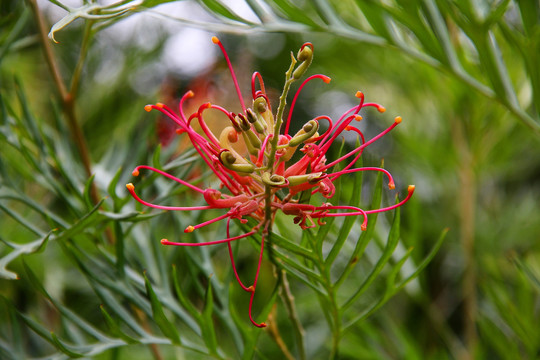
197 0 252 23
0 203 44 237
516 0 540 37
395 228 448 291
267 0 322 28
0 231 54 280
0 8 30 62
353 0 392 40
200 279 218 355
341 193 401 311
22 260 52 300
93 286 148 338
18 313 55 345
343 247 414 330
335 162 384 288
99 305 139 344
171 265 200 320
51 332 83 358
152 143 162 170
114 221 126 277
107 166 124 208
325 147 363 266
83 173 96 209
485 0 511 27
143 271 181 345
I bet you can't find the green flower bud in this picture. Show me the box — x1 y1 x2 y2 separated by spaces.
262 172 287 187
219 150 255 174
293 44 313 80
289 120 319 147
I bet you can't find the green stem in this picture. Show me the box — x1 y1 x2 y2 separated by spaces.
266 57 297 170
70 18 94 99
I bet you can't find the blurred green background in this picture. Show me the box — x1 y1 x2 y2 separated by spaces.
1 0 539 359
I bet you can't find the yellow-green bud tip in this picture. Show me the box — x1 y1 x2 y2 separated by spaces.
395 116 402 124
211 36 220 44
185 225 195 233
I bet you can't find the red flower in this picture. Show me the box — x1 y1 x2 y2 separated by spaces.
127 37 414 327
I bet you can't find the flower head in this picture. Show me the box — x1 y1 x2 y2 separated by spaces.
127 37 414 327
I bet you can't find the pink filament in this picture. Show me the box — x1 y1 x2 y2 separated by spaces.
213 38 246 112
284 74 331 135
161 229 257 247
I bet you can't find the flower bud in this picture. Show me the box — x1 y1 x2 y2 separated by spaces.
261 172 287 187
293 44 313 80
289 120 319 147
219 150 255 174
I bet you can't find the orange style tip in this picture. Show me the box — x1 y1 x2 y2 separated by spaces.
361 224 367 231
378 106 386 113
394 116 402 124
126 183 135 191
388 182 395 190
260 323 267 328
184 225 195 233
322 76 331 83
186 90 194 97
354 115 363 121
355 91 364 99
175 128 186 135
132 170 139 176
345 126 353 131
144 105 153 112
160 239 169 245
247 285 255 292
408 185 416 193
211 36 220 44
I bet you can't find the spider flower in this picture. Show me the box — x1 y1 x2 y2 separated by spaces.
127 37 414 328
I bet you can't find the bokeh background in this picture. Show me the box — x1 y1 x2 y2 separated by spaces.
1 0 539 359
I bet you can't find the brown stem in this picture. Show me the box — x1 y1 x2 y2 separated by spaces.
280 270 306 360
133 307 164 360
454 120 477 359
27 0 100 206
266 305 295 360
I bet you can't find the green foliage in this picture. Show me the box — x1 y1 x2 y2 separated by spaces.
1 0 539 359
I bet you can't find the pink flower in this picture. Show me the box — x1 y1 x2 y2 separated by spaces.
127 36 414 327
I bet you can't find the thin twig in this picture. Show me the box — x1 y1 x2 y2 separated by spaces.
280 270 306 360
27 0 100 206
266 305 295 360
453 118 477 360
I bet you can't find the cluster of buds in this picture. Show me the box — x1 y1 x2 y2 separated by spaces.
126 37 414 327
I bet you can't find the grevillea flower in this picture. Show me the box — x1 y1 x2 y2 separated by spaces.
127 37 415 328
